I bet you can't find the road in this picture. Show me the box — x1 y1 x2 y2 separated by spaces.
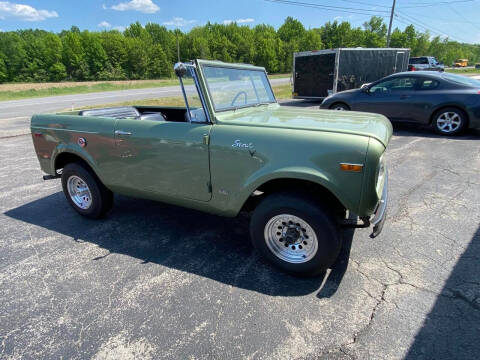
1 101 479 359
0 78 290 137
0 77 291 138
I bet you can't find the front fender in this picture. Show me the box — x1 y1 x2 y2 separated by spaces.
244 166 352 209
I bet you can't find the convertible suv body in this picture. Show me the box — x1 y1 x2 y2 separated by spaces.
31 59 391 275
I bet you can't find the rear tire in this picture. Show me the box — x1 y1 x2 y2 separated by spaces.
250 192 342 276
330 103 350 111
432 107 466 135
61 162 113 219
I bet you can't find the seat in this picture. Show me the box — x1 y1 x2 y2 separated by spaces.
80 106 167 122
80 107 140 119
139 112 168 121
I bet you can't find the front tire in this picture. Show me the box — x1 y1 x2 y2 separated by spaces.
61 162 113 219
433 107 466 135
330 103 350 111
250 193 341 276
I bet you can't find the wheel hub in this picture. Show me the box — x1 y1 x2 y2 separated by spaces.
264 214 318 264
282 225 301 245
67 175 92 210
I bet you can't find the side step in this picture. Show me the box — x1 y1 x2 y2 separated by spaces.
340 216 370 229
43 174 61 181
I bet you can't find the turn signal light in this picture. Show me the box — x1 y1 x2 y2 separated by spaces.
340 163 364 172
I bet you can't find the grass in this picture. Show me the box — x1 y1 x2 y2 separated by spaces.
445 67 480 74
73 83 293 111
0 74 291 101
0 79 180 101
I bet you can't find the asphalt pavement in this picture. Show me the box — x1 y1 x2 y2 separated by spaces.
0 100 479 359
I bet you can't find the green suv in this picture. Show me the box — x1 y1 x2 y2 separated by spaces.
31 59 391 275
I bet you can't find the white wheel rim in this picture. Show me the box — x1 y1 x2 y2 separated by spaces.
264 214 318 264
436 112 461 133
334 106 346 111
67 175 92 210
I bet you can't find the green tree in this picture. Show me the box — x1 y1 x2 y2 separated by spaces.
148 44 172 78
62 31 87 80
0 52 7 83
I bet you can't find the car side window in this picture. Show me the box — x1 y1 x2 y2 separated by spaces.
370 77 417 93
418 79 440 90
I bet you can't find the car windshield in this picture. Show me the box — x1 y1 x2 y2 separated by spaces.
442 73 480 87
202 66 276 111
409 57 428 64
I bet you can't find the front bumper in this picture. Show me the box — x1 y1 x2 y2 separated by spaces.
370 170 388 238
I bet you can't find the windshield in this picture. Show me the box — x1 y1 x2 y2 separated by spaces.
202 66 276 111
409 57 428 64
442 72 480 87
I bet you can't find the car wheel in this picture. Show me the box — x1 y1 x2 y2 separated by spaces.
250 192 341 276
433 107 466 135
330 103 350 111
61 162 113 219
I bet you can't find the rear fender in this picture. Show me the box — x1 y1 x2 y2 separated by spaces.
52 144 98 175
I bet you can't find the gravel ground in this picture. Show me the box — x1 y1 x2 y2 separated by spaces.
0 105 479 359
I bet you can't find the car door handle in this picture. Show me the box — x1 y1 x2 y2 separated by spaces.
115 130 132 136
400 95 411 99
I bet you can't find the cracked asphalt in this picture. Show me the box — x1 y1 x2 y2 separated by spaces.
1 105 479 359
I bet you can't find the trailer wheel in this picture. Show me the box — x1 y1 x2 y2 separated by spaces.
330 103 350 111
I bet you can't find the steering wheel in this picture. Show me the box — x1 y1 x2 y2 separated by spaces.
230 91 248 107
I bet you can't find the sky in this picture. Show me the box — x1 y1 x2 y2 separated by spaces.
0 0 479 44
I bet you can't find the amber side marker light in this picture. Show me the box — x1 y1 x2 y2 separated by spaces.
340 163 364 172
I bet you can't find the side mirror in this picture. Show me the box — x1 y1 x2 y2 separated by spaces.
360 83 370 93
174 62 188 78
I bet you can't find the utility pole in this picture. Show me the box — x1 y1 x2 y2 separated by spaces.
386 0 397 47
176 32 180 62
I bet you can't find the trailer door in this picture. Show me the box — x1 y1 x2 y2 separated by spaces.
395 51 408 72
294 52 336 98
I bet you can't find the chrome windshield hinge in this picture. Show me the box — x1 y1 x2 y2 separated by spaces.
203 134 210 145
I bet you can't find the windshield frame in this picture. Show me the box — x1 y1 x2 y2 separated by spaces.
199 63 277 113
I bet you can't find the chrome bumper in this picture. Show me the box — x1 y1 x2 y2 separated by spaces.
370 170 388 238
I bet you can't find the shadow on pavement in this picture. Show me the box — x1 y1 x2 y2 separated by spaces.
405 226 480 360
5 192 354 297
392 122 480 139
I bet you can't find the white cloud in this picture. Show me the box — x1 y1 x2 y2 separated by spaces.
109 0 159 14
113 25 126 32
333 16 343 21
98 21 112 28
162 17 196 27
0 1 58 21
223 18 255 25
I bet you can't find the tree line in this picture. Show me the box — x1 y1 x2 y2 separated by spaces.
0 16 479 83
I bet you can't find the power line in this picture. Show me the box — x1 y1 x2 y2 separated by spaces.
447 3 480 32
333 0 390 8
395 12 470 42
398 0 474 9
263 0 390 17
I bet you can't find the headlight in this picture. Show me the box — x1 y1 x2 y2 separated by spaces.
376 153 386 194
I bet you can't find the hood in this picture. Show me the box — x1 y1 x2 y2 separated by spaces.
216 103 393 147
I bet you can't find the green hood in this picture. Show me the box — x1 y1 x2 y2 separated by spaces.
216 103 393 147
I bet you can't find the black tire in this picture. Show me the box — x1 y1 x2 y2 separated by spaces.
330 103 350 111
432 107 467 135
250 192 342 276
61 162 113 219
